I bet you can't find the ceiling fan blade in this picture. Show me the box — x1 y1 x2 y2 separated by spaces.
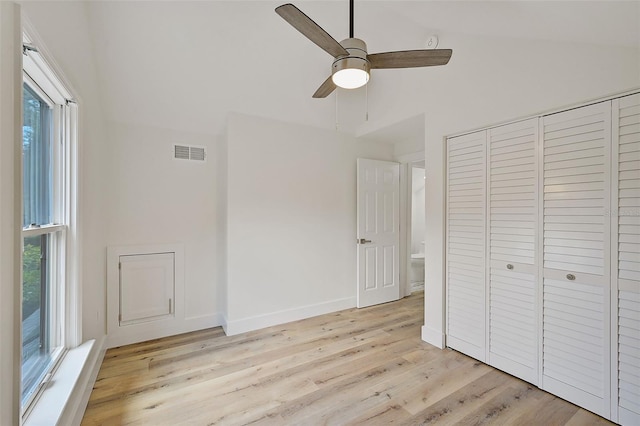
276 4 349 59
312 75 337 98
368 49 452 69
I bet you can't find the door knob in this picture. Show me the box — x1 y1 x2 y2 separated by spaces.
358 238 372 244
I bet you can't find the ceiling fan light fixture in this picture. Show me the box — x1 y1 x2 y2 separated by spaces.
332 67 369 89
331 38 370 89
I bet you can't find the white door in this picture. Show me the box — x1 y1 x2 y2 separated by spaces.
612 94 640 426
446 130 487 361
487 118 539 384
541 101 611 417
357 158 400 308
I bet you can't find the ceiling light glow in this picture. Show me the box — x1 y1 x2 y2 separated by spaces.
332 68 369 89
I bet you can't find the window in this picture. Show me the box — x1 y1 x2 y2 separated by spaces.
21 36 78 415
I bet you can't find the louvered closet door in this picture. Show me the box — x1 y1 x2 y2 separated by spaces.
488 118 538 384
613 94 640 426
446 130 486 361
542 101 611 417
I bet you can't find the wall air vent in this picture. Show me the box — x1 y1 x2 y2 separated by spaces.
173 144 206 162
190 146 206 161
174 144 190 160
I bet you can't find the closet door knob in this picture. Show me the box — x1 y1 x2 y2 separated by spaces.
506 264 514 270
566 274 576 281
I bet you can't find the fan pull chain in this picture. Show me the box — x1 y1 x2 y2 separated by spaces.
365 83 369 121
335 89 339 131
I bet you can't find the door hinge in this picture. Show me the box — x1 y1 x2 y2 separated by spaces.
118 262 121 270
118 313 122 322
169 298 172 314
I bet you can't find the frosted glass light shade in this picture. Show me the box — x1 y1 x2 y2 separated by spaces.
332 68 369 89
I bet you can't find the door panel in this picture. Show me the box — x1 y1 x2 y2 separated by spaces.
446 130 486 361
542 101 611 417
488 118 539 384
357 158 400 308
614 94 640 425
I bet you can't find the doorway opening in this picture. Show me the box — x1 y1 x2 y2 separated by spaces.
409 161 425 293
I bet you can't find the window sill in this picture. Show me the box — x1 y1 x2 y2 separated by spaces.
23 338 102 426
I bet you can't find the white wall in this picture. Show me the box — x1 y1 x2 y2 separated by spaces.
393 136 424 159
411 167 425 255
216 131 228 319
0 3 22 423
105 122 220 325
224 113 394 334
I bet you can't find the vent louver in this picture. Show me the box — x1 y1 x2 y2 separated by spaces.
190 147 205 161
173 144 206 162
174 145 190 160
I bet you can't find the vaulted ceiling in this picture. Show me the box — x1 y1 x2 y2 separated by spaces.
82 1 640 139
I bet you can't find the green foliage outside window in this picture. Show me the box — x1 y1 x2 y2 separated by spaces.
22 237 41 320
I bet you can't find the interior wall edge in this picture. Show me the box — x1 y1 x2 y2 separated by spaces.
0 2 22 423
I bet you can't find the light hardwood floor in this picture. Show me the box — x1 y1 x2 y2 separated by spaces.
82 292 613 425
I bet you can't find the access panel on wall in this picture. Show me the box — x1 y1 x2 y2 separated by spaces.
106 244 185 348
119 253 175 325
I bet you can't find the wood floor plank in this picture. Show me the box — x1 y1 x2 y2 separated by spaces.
565 408 617 426
316 351 469 425
400 351 493 416
266 355 419 423
453 381 540 425
399 369 514 425
82 292 614 426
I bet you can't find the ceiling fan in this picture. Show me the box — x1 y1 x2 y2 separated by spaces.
275 0 453 98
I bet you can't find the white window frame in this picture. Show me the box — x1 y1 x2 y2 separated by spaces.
21 31 80 420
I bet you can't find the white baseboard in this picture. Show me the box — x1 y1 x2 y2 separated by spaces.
225 297 356 336
411 281 425 292
421 325 445 349
107 312 223 349
220 313 229 335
